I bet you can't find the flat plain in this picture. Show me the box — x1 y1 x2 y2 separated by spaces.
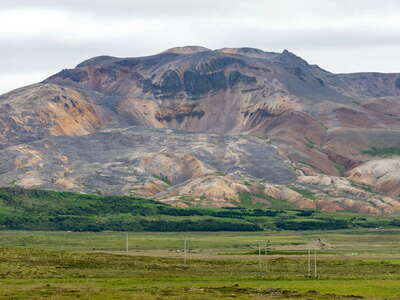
0 229 400 299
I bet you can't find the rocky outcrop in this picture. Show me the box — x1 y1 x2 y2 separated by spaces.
296 174 400 214
0 84 105 147
0 126 295 195
347 159 400 198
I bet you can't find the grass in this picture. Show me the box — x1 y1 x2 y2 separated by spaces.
214 171 227 176
264 195 294 210
4 278 400 299
335 163 346 175
298 160 326 175
361 147 400 157
351 182 375 193
304 137 316 149
1 229 400 255
153 175 171 185
290 187 316 200
1 230 400 298
238 191 294 210
238 192 264 209
349 99 361 105
2 187 400 233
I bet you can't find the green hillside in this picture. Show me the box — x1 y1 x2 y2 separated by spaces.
0 187 399 232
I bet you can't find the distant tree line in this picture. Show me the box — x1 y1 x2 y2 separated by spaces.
0 187 399 232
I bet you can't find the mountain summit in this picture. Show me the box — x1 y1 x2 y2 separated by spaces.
1 46 400 214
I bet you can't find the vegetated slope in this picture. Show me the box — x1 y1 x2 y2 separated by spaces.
0 187 399 231
1 46 400 214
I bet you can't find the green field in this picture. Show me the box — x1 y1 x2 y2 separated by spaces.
1 230 400 299
1 188 400 298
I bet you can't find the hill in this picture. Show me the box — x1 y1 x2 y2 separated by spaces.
0 187 399 231
0 46 400 214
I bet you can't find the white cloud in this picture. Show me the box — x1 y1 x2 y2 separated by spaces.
0 72 51 95
1 0 400 94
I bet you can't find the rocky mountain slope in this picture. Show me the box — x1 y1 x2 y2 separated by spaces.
1 46 400 214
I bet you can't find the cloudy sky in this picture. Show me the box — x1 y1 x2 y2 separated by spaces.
1 0 400 94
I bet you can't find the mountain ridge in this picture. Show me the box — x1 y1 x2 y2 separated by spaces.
1 46 400 214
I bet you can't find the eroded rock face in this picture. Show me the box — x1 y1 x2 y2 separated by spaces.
0 127 295 195
157 175 316 209
295 174 400 214
1 46 400 214
348 159 400 198
138 153 211 185
0 84 105 147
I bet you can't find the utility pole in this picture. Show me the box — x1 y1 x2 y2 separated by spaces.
258 242 262 272
183 237 187 265
126 232 129 254
308 249 311 277
314 248 317 278
264 240 267 273
264 240 271 273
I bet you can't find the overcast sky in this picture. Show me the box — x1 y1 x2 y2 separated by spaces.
1 0 400 94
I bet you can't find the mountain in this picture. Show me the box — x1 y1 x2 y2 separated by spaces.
1 46 400 214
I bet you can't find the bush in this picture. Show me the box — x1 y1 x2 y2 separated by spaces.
276 219 349 230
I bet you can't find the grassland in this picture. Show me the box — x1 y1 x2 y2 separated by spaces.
1 188 400 298
1 230 400 299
